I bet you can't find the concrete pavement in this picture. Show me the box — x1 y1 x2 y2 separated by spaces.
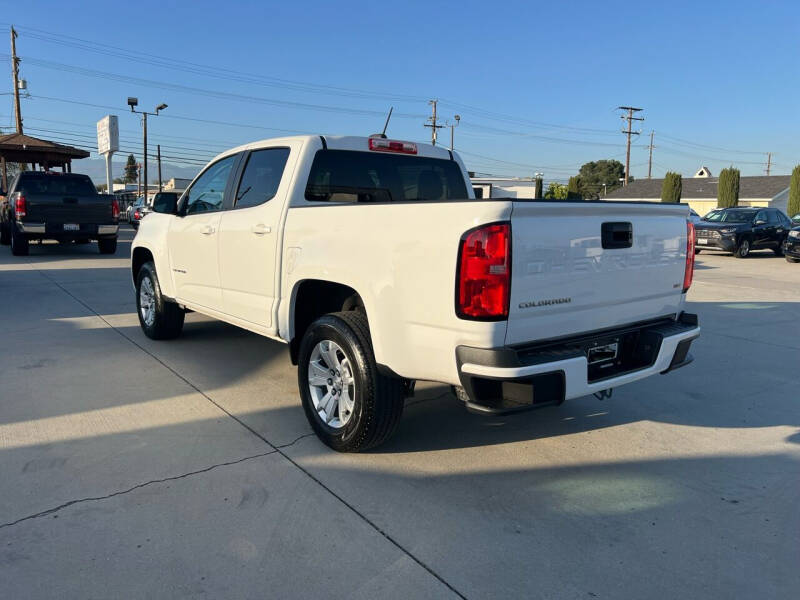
1 228 798 599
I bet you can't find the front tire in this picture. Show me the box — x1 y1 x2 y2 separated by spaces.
98 237 117 254
694 248 701 254
734 238 750 258
136 261 184 340
10 224 29 256
787 256 800 263
297 311 405 452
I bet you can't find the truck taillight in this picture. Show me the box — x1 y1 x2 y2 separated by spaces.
368 138 418 154
14 194 26 218
456 222 511 320
684 221 695 292
111 198 120 219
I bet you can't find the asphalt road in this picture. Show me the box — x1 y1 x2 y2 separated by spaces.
1 227 798 599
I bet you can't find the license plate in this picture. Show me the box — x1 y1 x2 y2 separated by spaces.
697 238 708 244
63 224 80 231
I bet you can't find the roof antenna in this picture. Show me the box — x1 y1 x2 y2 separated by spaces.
370 107 393 139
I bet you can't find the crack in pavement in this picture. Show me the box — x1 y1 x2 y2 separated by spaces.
31 266 468 600
0 451 276 530
0 433 317 531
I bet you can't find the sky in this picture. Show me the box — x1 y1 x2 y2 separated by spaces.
4 0 800 183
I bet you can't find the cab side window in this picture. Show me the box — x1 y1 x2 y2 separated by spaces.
234 148 290 209
755 210 768 223
182 155 237 216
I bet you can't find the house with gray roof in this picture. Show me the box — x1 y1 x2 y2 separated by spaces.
605 173 791 216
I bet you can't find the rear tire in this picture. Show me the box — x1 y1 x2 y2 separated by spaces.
297 311 405 452
98 237 117 254
694 248 701 254
0 220 10 245
136 261 184 340
734 238 750 258
10 224 29 256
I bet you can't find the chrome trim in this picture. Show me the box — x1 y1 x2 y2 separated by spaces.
98 225 119 235
18 222 45 233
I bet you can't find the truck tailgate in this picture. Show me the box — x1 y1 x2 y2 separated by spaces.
26 195 113 224
506 201 689 345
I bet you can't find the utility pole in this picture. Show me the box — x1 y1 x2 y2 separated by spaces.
137 162 142 197
10 26 23 134
765 152 772 176
424 99 443 146
647 131 655 179
618 106 644 185
157 144 162 191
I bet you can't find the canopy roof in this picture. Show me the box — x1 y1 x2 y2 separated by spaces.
0 132 90 166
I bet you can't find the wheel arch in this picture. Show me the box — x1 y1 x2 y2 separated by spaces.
131 246 154 286
288 279 367 365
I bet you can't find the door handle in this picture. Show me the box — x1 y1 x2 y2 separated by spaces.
251 224 271 235
201 225 215 235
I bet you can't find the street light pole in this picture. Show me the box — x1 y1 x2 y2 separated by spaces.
127 98 167 204
142 112 147 201
449 115 460 151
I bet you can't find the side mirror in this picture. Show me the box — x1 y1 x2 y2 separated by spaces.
152 192 178 215
754 219 766 225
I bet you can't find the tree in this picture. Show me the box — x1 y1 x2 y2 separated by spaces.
788 165 800 217
544 182 568 199
534 177 543 199
567 176 582 200
717 167 740 208
113 177 124 184
577 159 626 199
661 172 682 203
96 183 108 192
124 154 138 183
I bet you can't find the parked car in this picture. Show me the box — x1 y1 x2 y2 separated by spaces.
790 213 800 226
694 207 791 258
131 135 699 451
127 196 145 224
0 171 119 255
783 225 800 263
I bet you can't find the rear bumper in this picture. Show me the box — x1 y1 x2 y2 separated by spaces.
17 222 118 238
695 236 735 251
456 313 700 414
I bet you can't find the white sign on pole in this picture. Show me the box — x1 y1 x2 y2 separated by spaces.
96 115 119 155
97 115 119 194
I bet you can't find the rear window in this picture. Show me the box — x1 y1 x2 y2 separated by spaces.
305 149 468 203
19 174 96 196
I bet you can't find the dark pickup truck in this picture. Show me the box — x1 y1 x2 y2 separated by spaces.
0 171 119 256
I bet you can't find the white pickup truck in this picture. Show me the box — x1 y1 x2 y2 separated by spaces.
131 135 700 451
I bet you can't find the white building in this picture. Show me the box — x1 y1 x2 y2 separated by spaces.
470 176 541 199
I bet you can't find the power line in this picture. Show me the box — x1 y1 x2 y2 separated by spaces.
5 24 428 103
11 54 428 120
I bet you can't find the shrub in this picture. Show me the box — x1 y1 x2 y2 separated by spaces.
661 172 682 203
567 176 582 200
788 165 800 217
717 167 740 208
